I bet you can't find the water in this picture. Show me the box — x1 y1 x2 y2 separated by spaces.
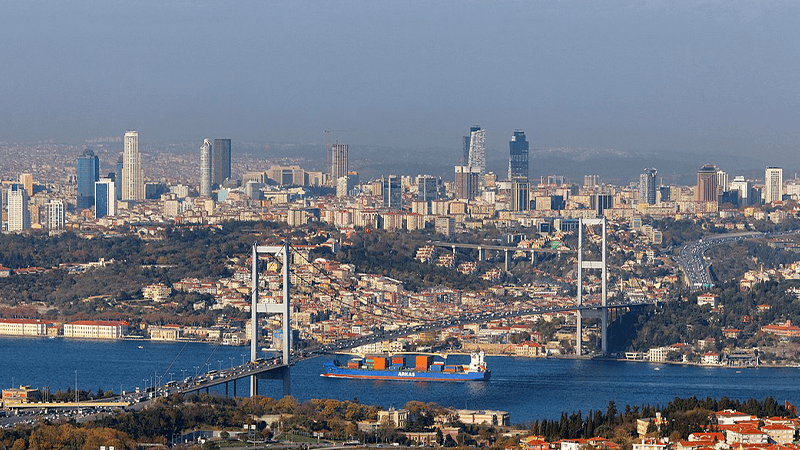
2 337 798 423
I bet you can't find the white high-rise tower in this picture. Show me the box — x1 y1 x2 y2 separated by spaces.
764 167 783 204
122 131 144 201
467 128 486 176
200 138 212 197
7 184 30 231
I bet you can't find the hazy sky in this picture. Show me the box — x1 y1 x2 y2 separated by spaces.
2 0 799 161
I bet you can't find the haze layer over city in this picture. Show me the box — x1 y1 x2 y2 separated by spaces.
3 1 800 184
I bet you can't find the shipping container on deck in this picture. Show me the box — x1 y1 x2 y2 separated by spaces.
391 356 405 365
373 357 388 370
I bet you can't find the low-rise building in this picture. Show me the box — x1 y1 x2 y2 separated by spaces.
0 318 53 336
455 409 509 426
63 320 128 339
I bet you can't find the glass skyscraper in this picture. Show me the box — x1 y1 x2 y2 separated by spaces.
212 139 232 187
508 130 529 181
639 168 657 205
76 149 99 209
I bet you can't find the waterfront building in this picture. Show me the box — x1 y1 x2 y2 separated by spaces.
7 184 30 231
212 139 232 186
95 178 116 218
330 143 348 185
200 138 212 197
764 166 783 204
76 149 99 209
696 164 718 202
46 200 65 230
639 168 657 205
508 130 529 181
0 318 52 336
63 320 128 339
122 131 144 201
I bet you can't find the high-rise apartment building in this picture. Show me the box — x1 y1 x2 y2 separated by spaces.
508 130 529 181
584 174 600 188
639 168 657 205
7 184 30 231
416 175 439 202
76 149 100 209
382 175 402 209
115 156 123 200
330 143 348 185
764 167 783 204
46 200 65 230
511 180 530 211
467 127 486 176
18 173 33 195
212 139 232 186
730 176 750 205
716 169 729 192
122 131 144 201
696 164 718 202
200 139 212 197
454 165 481 200
95 178 116 218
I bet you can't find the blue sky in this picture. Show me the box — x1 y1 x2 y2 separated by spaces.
2 0 799 162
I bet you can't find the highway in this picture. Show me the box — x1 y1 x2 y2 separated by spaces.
677 231 762 289
676 230 800 290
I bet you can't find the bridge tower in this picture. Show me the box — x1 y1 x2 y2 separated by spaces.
250 242 291 397
576 218 608 356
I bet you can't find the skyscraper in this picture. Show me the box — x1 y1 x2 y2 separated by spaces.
7 184 30 231
212 139 232 186
454 165 480 200
511 180 530 211
696 164 718 202
639 168 657 205
467 127 486 176
46 200 65 230
330 143 348 184
76 149 100 209
508 130 529 181
116 156 123 200
122 131 144 201
764 167 783 204
382 175 402 209
416 175 439 202
462 125 481 164
730 176 750 205
18 173 33 195
95 178 116 218
200 139 212 197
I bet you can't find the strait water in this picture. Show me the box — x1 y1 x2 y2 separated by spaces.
2 337 798 423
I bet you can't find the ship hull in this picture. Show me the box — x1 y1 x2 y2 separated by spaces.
321 363 490 382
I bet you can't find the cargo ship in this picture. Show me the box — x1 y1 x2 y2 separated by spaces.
321 351 490 381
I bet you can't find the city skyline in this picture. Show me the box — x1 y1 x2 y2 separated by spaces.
2 1 800 165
